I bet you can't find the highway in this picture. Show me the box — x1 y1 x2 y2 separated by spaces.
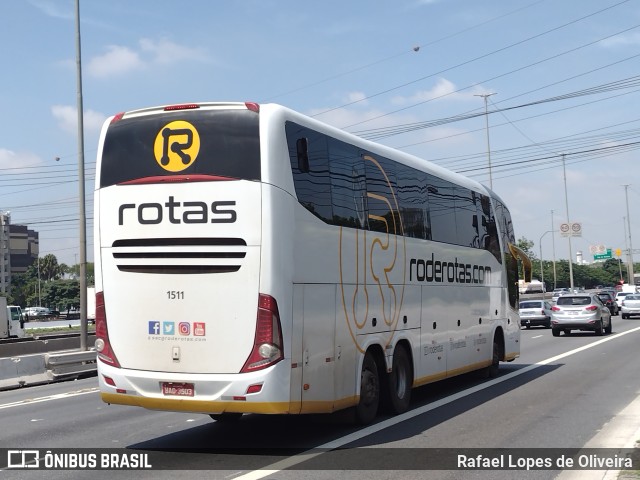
2 317 640 479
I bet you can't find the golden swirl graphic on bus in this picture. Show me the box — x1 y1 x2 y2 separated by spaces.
339 155 406 353
153 120 201 172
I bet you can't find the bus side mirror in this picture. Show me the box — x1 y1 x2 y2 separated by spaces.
296 138 310 173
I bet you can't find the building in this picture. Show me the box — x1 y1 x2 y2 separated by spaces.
0 212 39 295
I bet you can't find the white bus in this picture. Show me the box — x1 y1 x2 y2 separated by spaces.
94 102 531 424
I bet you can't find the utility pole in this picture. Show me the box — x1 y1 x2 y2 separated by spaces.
624 185 635 285
551 210 557 289
475 93 496 189
562 154 575 290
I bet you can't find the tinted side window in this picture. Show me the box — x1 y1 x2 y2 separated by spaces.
494 197 518 308
454 186 479 248
365 155 402 235
328 138 367 229
397 165 430 239
285 122 333 222
479 194 501 262
427 175 457 244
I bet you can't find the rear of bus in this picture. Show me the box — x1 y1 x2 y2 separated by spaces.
94 102 288 415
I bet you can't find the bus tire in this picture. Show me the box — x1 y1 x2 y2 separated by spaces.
482 337 502 379
356 353 380 424
209 413 243 422
386 346 412 415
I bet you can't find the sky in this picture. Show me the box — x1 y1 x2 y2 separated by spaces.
1 0 640 269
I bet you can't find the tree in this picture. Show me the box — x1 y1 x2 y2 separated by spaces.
38 254 61 281
42 280 80 312
516 237 536 261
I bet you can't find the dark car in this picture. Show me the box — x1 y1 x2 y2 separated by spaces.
596 292 619 316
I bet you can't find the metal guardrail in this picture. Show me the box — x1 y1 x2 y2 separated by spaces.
45 350 97 379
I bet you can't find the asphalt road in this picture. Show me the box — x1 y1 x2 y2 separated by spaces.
2 317 640 480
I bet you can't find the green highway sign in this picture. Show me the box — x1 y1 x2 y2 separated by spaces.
593 249 612 260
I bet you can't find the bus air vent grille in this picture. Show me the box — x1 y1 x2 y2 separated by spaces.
110 238 247 274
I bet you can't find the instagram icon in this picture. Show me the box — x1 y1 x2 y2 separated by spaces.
178 322 190 335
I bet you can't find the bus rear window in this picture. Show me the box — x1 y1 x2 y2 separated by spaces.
100 109 260 187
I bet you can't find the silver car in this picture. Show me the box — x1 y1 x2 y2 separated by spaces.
621 294 640 319
551 293 612 337
519 300 553 328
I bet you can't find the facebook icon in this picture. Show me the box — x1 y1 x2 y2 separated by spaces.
148 321 160 335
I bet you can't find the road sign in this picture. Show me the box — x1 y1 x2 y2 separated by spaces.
560 222 582 237
593 249 612 260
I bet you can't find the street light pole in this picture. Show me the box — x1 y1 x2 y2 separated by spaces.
75 0 88 351
475 93 496 189
624 185 635 285
539 230 555 292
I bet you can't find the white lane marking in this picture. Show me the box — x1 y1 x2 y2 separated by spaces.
235 325 640 480
532 335 543 339
0 387 98 410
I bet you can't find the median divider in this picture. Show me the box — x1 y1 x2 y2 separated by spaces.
0 349 97 391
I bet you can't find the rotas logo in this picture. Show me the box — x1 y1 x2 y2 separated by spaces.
154 120 200 172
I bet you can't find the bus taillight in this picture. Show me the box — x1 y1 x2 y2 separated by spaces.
94 291 121 368
241 294 284 372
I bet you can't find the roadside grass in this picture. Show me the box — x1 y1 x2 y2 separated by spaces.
26 325 95 336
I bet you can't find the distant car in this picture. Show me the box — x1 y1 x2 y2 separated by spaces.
551 288 569 303
600 288 618 302
24 307 51 318
621 294 640 319
524 281 545 294
596 292 619 316
615 292 632 308
551 293 612 337
519 300 552 328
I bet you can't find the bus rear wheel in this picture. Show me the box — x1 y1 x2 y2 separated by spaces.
209 413 243 422
481 337 502 379
355 353 380 424
385 346 412 415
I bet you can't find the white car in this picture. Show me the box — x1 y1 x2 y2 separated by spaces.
519 300 553 328
24 307 51 318
615 292 632 308
621 294 640 319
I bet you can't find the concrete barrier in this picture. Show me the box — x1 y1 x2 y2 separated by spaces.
0 350 97 391
0 354 49 390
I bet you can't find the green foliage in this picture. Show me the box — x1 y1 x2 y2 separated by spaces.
43 280 81 311
524 237 631 289
8 255 94 308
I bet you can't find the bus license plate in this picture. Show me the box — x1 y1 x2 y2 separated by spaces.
162 382 194 397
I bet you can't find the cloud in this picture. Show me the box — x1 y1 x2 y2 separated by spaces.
86 38 208 78
344 91 369 105
0 148 42 170
51 105 108 134
87 45 143 78
391 78 488 105
600 33 640 48
28 0 73 20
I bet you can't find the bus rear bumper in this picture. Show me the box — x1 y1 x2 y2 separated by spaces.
97 361 293 415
